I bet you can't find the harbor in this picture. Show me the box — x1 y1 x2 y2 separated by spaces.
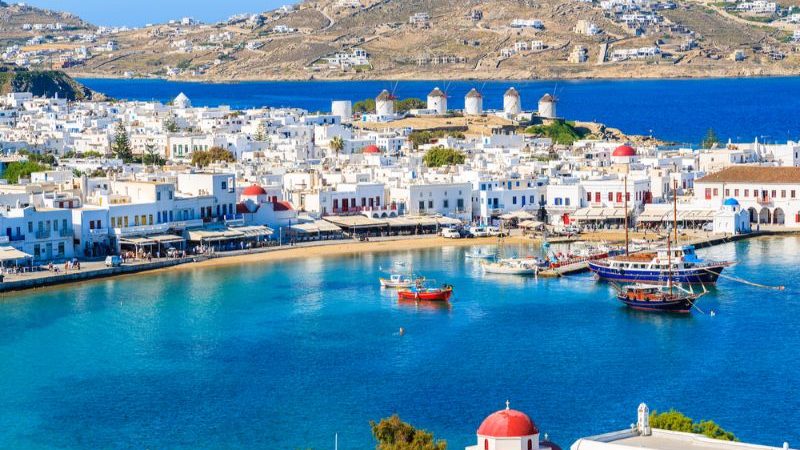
1 233 798 449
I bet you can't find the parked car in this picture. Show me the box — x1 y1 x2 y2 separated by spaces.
105 255 123 267
563 225 582 234
442 227 462 239
486 226 505 237
469 226 490 237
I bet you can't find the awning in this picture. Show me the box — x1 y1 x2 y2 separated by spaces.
290 221 342 234
0 246 32 262
571 207 628 220
188 229 245 242
323 215 388 229
519 220 544 228
119 236 156 246
230 225 273 238
436 217 462 226
638 205 715 223
150 234 186 244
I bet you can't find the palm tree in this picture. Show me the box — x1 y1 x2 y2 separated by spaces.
330 136 344 165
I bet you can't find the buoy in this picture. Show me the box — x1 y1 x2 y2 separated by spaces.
399 327 405 336
710 310 716 317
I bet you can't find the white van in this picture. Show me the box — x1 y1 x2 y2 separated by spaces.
442 228 461 239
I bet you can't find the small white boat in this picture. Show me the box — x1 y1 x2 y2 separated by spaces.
482 258 542 276
465 249 496 259
379 273 425 288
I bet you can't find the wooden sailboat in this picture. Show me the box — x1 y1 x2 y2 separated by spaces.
612 179 706 313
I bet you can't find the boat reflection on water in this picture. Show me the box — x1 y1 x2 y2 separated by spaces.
396 297 453 312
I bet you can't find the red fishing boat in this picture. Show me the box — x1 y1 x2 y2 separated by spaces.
397 283 453 302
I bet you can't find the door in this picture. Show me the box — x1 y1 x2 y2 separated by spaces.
45 243 53 259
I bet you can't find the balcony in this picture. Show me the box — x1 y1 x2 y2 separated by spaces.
59 228 73 237
757 197 772 206
113 223 170 237
89 228 109 236
7 234 25 242
35 230 51 239
171 219 204 230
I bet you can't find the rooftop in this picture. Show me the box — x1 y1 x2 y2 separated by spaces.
573 429 792 450
696 166 800 184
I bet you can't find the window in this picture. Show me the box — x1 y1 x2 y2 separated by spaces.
63 219 67 230
97 220 101 229
565 198 571 206
725 189 730 196
457 199 464 209
89 220 95 230
705 188 712 200
57 242 65 256
221 181 227 191
772 190 777 198
792 190 796 198
169 191 173 200
713 188 718 196
149 215 154 225
28 221 33 233
734 189 739 196
608 192 613 201
744 189 749 197
586 192 592 202
419 201 425 210
782 190 787 198
134 216 140 226
34 244 40 258
512 196 517 205
428 200 433 209
443 199 449 208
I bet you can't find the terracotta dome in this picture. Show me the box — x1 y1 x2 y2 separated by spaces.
242 184 267 196
363 145 381 154
612 145 636 157
477 408 539 437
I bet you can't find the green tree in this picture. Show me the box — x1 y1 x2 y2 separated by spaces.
354 98 376 114
191 146 235 167
143 143 165 166
395 98 426 113
423 146 466 167
254 122 267 141
111 121 134 163
2 161 47 184
330 136 344 160
650 410 737 441
408 130 465 149
163 116 179 133
524 121 585 145
370 415 447 450
701 128 720 149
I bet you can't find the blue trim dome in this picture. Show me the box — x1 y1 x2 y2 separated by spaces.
723 198 740 206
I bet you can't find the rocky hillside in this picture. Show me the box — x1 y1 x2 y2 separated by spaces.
10 0 800 80
0 65 104 101
0 2 95 47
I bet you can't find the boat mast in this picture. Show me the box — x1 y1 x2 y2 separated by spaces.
673 179 678 245
624 175 629 256
667 227 673 294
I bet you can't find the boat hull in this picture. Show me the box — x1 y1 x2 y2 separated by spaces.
397 288 453 302
616 294 694 313
589 262 724 284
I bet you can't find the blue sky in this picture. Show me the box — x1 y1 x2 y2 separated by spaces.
26 0 295 26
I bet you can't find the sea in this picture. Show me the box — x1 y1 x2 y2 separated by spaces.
1 237 798 449
78 77 800 145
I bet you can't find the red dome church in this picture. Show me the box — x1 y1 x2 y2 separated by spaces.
467 402 560 450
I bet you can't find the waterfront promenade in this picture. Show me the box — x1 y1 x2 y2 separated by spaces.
0 229 781 294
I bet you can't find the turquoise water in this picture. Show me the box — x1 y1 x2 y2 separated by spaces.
1 237 799 449
78 77 800 145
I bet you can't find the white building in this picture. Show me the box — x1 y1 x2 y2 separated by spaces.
694 166 800 226
465 89 484 116
466 402 560 450
427 87 448 115
503 88 522 116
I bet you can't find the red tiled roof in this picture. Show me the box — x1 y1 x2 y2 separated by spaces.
696 166 800 184
273 201 293 212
